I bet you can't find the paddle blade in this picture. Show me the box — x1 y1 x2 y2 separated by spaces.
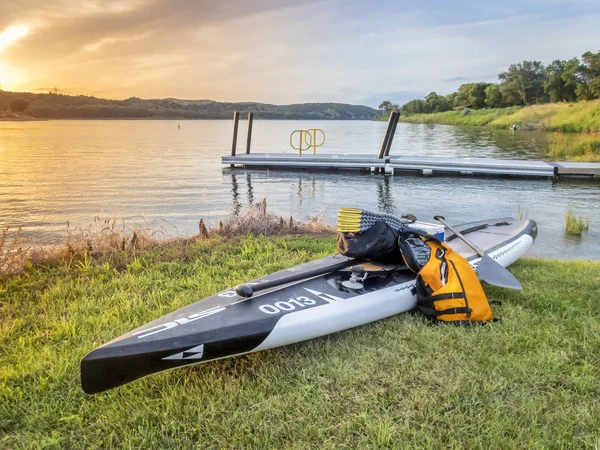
477 254 522 290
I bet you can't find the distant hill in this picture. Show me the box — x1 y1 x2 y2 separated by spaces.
0 91 378 120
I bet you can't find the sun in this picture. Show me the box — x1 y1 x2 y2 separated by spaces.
0 25 31 91
0 25 30 54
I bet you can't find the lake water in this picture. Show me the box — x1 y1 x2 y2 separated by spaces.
1 120 599 259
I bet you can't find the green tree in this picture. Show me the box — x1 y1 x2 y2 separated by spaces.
580 51 600 98
424 92 440 112
562 58 587 100
468 83 492 109
424 92 451 113
9 98 29 113
453 84 472 107
484 84 504 108
498 61 546 105
445 92 457 107
544 60 576 102
499 80 522 106
378 100 399 117
378 100 392 112
453 83 490 109
401 99 428 114
575 83 594 101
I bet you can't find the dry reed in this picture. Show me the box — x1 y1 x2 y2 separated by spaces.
0 200 333 278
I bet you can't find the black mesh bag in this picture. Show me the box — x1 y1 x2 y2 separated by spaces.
336 221 401 263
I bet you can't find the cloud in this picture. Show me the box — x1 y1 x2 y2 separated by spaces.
83 31 152 52
1 0 599 103
442 77 471 83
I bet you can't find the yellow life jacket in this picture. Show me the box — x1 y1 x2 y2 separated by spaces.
400 234 494 324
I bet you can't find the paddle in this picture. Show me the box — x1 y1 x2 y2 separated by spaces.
433 215 522 290
235 259 355 298
337 208 414 233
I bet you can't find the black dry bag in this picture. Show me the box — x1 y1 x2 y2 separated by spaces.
336 221 400 263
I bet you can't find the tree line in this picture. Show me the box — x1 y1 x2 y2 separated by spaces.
380 50 600 115
0 91 378 120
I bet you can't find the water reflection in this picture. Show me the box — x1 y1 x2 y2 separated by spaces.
427 125 549 160
223 170 600 260
246 173 254 206
377 175 396 214
231 173 241 216
236 172 399 215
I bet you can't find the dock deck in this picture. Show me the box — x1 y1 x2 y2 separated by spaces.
222 153 600 179
221 111 599 179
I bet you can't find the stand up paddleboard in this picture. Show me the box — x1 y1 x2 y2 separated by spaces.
81 217 537 394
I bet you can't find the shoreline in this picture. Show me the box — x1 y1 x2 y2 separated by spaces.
0 116 373 121
377 101 600 161
0 116 45 121
0 200 333 278
385 99 600 133
2 219 596 280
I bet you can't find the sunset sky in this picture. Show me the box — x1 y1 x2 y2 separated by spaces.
1 0 599 106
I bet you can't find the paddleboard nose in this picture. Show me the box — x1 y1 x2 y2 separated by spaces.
80 348 113 394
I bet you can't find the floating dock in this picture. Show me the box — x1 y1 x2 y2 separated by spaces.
222 154 600 178
221 111 600 179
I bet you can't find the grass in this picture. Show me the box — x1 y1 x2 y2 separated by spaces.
565 208 590 235
398 99 600 133
399 106 522 127
518 206 531 221
1 234 600 449
548 132 600 162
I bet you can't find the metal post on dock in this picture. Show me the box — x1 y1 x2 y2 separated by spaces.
230 111 240 167
245 112 254 154
231 111 240 157
383 111 399 157
377 110 397 159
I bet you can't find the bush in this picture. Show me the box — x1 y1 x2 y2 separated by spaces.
9 98 29 113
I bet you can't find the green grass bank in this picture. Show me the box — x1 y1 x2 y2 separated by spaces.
547 132 600 162
1 235 600 449
397 99 600 133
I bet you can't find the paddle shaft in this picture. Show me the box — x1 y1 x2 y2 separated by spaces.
235 258 355 297
433 215 485 257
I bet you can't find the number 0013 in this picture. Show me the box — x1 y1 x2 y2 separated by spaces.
258 296 316 315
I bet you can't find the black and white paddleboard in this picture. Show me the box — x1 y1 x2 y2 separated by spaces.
81 218 537 394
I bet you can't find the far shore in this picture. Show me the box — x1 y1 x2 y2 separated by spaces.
385 99 600 133
0 115 44 121
0 116 368 121
377 101 600 162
